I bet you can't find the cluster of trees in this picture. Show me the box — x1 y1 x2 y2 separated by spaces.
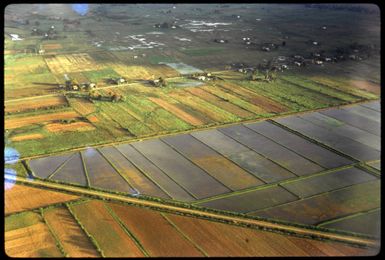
89 90 124 102
248 69 277 82
150 77 167 87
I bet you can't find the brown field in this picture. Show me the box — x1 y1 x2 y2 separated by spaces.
108 203 204 257
165 213 372 256
5 222 63 257
201 85 267 114
45 121 95 133
5 95 68 113
5 184 79 215
216 81 288 113
45 53 103 74
42 43 62 50
69 200 144 257
169 91 238 122
43 207 100 257
10 133 44 142
5 212 62 258
148 97 204 126
186 87 255 118
5 110 80 129
70 98 96 116
350 80 380 95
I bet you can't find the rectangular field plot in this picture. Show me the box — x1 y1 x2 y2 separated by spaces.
5 110 80 130
228 150 296 183
245 121 353 169
196 186 298 213
131 139 230 199
190 129 250 157
161 134 264 190
81 148 133 193
274 116 381 161
215 81 288 113
342 105 381 123
99 146 169 199
300 113 380 150
169 90 239 123
50 152 87 186
163 212 366 256
252 180 380 225
320 109 380 136
5 212 63 257
108 203 204 257
148 97 205 126
319 209 381 237
219 125 324 176
115 144 195 202
281 167 378 198
69 200 144 257
29 152 74 178
360 101 381 112
43 207 100 257
45 53 104 74
5 95 68 114
5 184 79 215
185 87 255 119
200 85 267 115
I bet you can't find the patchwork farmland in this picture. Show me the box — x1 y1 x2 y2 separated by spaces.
4 184 379 257
4 3 380 257
22 101 381 239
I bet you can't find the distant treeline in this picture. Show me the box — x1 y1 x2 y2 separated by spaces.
304 4 379 14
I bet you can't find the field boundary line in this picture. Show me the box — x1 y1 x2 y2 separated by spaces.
192 163 365 205
160 213 209 256
40 208 68 257
7 174 379 248
316 208 381 227
299 112 380 149
355 162 381 177
267 120 361 162
243 123 336 170
126 144 200 200
188 133 267 185
65 202 104 257
97 148 137 192
158 138 233 192
46 153 76 179
217 126 301 177
280 76 360 101
5 197 84 217
103 203 150 257
280 78 347 104
246 179 380 215
79 151 91 188
115 144 196 201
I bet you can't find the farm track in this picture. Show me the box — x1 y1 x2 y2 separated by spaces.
5 174 379 249
19 98 380 161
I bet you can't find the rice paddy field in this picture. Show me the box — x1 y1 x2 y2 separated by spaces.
4 4 380 159
21 101 380 241
4 3 380 257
